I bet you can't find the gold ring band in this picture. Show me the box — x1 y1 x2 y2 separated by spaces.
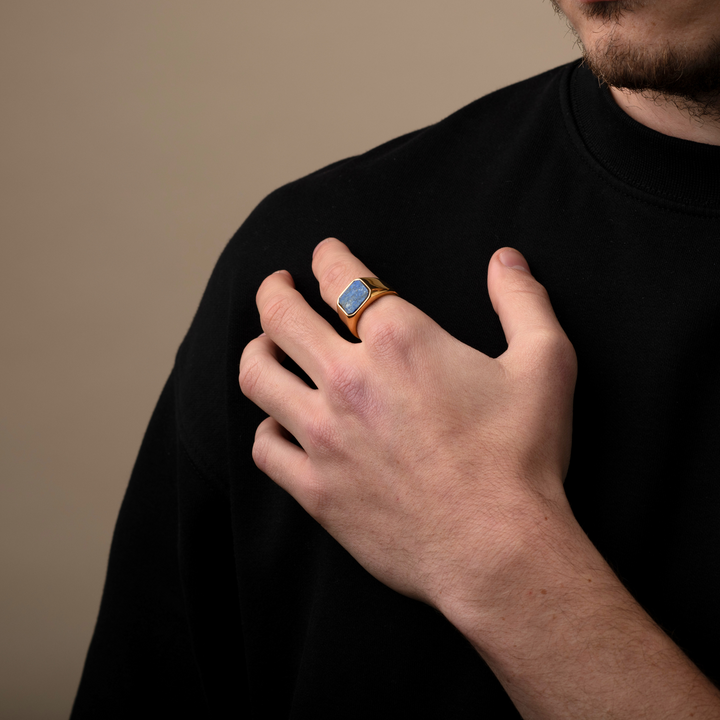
336 277 398 338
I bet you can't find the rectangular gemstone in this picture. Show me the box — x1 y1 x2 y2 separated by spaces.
338 279 370 316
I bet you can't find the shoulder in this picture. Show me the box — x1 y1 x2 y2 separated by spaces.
254 61 575 210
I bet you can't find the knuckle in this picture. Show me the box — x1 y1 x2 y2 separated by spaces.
312 237 340 264
261 292 293 333
508 278 550 303
525 329 577 383
238 354 266 398
532 327 563 352
305 412 343 455
366 315 412 356
251 429 272 472
539 329 574 362
321 259 352 295
324 360 369 413
524 328 560 361
554 335 578 383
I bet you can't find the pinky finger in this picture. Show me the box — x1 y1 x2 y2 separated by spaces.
253 417 312 498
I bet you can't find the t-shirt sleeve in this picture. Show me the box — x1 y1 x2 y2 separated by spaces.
70 370 248 718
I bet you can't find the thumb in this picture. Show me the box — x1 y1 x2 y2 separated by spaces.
487 248 568 354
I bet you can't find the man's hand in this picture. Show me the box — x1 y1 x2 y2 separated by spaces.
239 237 577 610
240 238 720 719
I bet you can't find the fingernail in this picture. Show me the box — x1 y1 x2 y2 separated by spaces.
499 249 530 273
273 269 289 276
313 237 335 259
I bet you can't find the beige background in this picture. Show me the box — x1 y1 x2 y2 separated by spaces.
0 2 578 717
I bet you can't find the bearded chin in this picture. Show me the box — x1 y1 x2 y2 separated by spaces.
550 0 720 119
582 36 720 120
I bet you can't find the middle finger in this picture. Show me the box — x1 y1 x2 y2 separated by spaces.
256 270 346 384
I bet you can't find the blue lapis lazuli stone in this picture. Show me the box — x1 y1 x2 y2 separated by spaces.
338 280 370 315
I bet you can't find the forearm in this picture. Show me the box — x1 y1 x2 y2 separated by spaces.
441 502 720 720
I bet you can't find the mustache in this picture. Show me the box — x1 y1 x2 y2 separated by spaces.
581 1 646 22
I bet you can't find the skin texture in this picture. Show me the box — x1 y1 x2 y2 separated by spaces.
552 0 720 143
240 239 720 719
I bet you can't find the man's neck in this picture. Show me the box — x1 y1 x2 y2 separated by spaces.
610 87 720 146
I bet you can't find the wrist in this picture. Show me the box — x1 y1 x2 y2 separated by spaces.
436 493 616 655
434 498 720 720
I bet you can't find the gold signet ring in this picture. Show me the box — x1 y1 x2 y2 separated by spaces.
336 277 398 338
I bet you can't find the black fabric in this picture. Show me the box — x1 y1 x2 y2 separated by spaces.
72 60 720 718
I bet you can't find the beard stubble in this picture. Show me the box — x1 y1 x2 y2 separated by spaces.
551 0 720 120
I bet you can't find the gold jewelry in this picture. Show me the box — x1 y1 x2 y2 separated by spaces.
336 277 398 338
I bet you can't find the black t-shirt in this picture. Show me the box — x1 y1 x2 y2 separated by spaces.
72 60 720 719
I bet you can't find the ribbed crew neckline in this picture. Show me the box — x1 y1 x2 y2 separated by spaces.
570 62 720 210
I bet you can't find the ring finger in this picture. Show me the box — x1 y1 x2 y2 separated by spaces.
256 269 346 384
